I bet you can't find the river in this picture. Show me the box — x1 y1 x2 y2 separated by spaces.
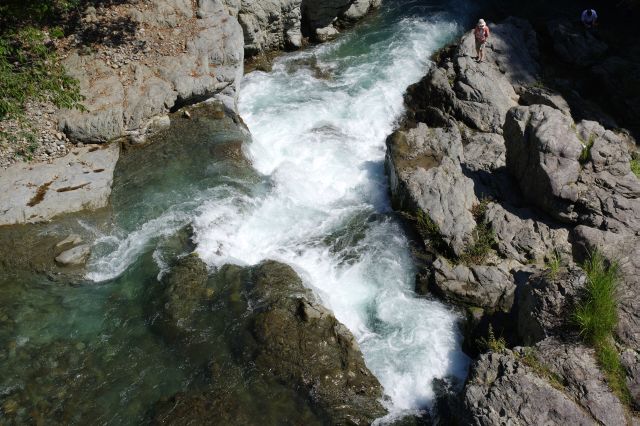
0 0 474 423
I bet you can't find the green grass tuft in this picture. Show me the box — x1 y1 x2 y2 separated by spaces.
478 324 506 353
460 222 495 265
574 250 632 406
579 134 595 164
631 156 640 178
575 251 619 343
545 249 562 278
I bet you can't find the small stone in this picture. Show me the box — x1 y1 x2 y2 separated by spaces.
56 132 64 140
183 110 191 119
56 234 83 249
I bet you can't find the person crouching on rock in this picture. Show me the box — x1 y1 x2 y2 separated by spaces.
581 8 598 30
474 19 490 62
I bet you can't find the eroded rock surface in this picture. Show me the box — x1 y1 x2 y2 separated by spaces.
0 143 119 226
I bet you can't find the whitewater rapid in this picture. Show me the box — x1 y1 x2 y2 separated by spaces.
194 5 470 419
85 0 473 420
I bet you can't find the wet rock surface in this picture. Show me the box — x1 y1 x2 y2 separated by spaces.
153 258 386 424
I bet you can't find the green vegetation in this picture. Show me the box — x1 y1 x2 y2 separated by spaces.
478 324 506 353
460 222 495 265
578 134 595 165
545 249 562 278
461 198 495 265
631 155 640 178
415 209 451 255
574 251 632 405
0 0 84 121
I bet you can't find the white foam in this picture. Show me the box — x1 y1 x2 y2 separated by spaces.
194 11 470 417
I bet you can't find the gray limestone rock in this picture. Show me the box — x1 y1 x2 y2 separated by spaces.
405 18 539 134
516 267 586 345
55 234 83 249
463 348 596 426
59 1 244 144
505 105 640 234
236 0 303 56
535 339 629 425
518 86 572 116
484 203 571 264
462 132 506 173
0 144 120 226
504 104 585 222
386 124 477 256
431 256 518 311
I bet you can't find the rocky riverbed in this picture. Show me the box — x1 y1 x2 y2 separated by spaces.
1 0 640 425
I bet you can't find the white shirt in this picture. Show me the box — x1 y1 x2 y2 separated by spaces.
581 9 598 25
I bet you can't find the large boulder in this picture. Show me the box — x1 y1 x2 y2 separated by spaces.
431 256 518 312
233 0 304 55
462 341 627 426
301 0 380 40
483 202 571 264
505 105 640 233
58 0 244 144
386 123 477 256
404 18 539 134
239 261 386 425
154 258 386 424
504 104 584 222
516 267 586 345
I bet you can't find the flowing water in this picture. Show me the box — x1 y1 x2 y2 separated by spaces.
0 0 475 423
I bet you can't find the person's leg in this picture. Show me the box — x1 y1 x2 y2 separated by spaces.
478 44 484 61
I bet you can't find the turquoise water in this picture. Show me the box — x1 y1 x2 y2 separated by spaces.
0 1 476 424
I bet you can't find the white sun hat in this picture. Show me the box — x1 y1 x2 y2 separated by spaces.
477 19 486 27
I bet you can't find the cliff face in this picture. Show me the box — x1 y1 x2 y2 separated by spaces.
386 16 640 422
56 0 382 146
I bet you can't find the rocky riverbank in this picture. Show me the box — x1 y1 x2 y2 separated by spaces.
0 0 381 226
386 15 640 424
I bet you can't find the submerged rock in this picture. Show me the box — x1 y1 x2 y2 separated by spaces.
54 244 92 266
153 258 386 424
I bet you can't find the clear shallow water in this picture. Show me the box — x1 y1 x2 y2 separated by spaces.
0 0 475 423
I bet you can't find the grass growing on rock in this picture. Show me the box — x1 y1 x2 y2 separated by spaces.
477 324 506 353
519 348 565 391
631 155 640 178
545 249 563 278
574 251 632 405
461 198 495 265
578 134 595 165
